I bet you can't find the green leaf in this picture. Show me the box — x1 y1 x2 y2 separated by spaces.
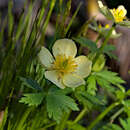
126 90 130 96
100 123 122 130
115 90 125 101
123 100 130 116
120 118 130 130
20 77 42 91
124 100 130 108
81 91 106 107
103 44 117 59
73 37 98 52
46 87 79 123
75 92 93 110
86 75 97 96
19 92 44 106
95 70 125 86
96 77 116 92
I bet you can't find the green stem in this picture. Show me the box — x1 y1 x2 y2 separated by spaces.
110 107 124 123
43 122 57 129
73 107 87 124
92 25 115 66
87 102 119 130
55 111 71 130
95 34 101 44
60 111 71 130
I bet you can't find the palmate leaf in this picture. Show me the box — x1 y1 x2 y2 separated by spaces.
100 123 122 130
81 91 106 106
96 77 116 92
123 100 130 117
120 118 130 130
20 77 42 91
46 87 79 123
75 91 106 111
19 92 45 106
103 44 117 59
95 70 125 86
73 37 98 52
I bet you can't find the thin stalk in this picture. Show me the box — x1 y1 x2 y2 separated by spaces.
86 102 119 130
92 25 115 66
60 111 71 130
72 107 87 124
55 111 71 130
95 34 101 44
64 2 82 36
110 107 124 123
43 122 57 129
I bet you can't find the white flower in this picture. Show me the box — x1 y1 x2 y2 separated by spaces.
38 39 92 89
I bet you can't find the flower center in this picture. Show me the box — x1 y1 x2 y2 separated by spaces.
53 55 77 76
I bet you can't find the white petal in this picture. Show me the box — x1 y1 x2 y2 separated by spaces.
52 39 77 58
38 47 54 68
45 70 65 89
63 74 85 88
98 1 104 8
74 56 92 78
118 5 127 16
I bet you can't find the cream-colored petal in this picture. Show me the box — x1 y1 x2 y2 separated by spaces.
38 47 54 68
52 39 77 58
45 70 65 89
74 56 92 78
63 74 85 88
118 5 127 16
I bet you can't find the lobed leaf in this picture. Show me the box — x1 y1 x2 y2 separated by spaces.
95 70 125 85
73 37 98 52
20 77 42 91
46 87 79 123
19 92 45 106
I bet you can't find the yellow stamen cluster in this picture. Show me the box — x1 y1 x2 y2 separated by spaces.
110 6 127 22
53 55 77 76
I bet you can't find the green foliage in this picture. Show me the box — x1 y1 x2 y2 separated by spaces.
100 123 122 130
75 90 107 111
46 87 79 123
103 44 117 59
123 100 130 117
100 118 130 130
86 70 125 96
19 92 45 106
0 0 130 129
20 77 42 91
86 75 97 96
95 70 125 87
120 118 130 130
73 37 98 52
